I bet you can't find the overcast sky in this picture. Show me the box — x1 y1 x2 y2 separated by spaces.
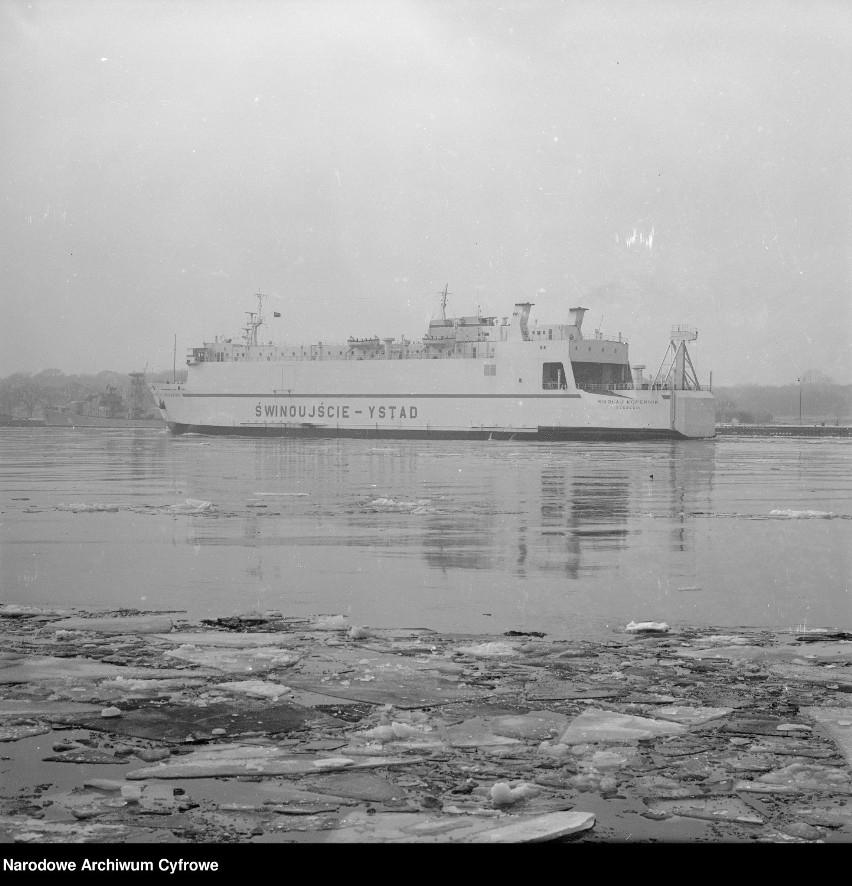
1 0 849 384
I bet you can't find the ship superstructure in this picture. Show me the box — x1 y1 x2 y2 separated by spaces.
152 290 715 439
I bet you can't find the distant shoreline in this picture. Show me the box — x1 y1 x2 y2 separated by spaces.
715 423 850 437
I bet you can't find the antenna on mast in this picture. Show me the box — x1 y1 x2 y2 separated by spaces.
244 292 268 347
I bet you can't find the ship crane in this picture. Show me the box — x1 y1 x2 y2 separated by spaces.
653 325 702 391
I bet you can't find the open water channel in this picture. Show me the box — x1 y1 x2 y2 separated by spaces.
1 429 849 639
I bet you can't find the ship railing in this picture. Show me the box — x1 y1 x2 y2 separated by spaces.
577 381 712 393
589 333 628 344
647 382 713 392
188 346 504 363
575 382 638 392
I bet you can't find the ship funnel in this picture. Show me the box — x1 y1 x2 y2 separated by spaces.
568 307 588 331
508 303 534 341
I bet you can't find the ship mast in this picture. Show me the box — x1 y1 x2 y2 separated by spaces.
243 291 268 347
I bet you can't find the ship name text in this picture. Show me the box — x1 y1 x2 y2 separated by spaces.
600 398 659 409
255 402 418 420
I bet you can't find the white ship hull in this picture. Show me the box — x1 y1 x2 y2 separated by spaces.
152 338 716 440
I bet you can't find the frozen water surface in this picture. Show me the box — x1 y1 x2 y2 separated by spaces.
0 428 848 640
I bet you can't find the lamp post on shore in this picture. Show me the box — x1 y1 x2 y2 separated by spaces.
797 376 804 423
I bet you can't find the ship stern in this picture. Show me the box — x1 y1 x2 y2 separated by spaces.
672 390 716 438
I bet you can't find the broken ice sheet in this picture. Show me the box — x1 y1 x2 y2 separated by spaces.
152 631 292 648
362 498 437 515
767 664 852 692
1 818 142 843
676 641 852 665
336 709 437 752
468 810 596 842
325 809 595 843
444 717 524 749
96 676 208 698
524 680 620 701
650 705 733 726
633 775 698 799
286 647 486 708
484 711 571 741
125 745 425 779
0 722 51 742
163 499 213 514
559 708 687 744
803 707 852 766
581 747 638 769
46 615 174 634
647 797 764 825
162 644 300 673
356 719 434 743
69 699 327 742
725 754 775 773
756 762 852 793
0 605 72 618
768 509 836 519
302 772 409 804
625 622 669 633
326 810 496 843
55 503 119 513
455 641 521 657
309 615 351 631
254 782 359 807
490 781 541 806
0 657 217 687
0 700 104 720
42 749 127 764
51 782 183 817
215 679 292 701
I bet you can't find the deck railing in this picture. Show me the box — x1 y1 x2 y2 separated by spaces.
589 332 628 344
575 382 713 393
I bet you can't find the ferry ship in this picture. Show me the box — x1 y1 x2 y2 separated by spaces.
152 290 715 440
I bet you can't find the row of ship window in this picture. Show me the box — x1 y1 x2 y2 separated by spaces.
200 341 614 363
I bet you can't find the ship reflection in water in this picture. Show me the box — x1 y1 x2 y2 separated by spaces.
419 442 714 583
1 432 847 641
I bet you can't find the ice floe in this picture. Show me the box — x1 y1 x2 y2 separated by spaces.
47 615 173 635
363 498 437 515
769 509 836 519
215 679 292 701
455 641 520 657
56 503 119 513
163 644 301 673
54 499 214 516
625 621 669 633
490 781 540 805
559 708 687 743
